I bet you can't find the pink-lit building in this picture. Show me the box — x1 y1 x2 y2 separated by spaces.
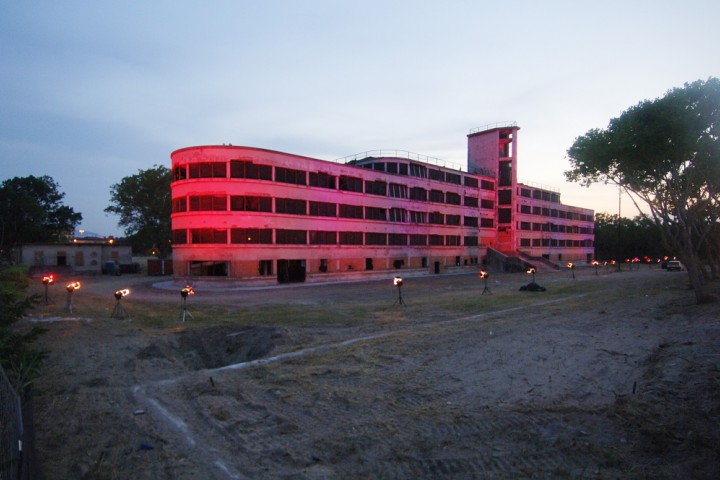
170 123 594 283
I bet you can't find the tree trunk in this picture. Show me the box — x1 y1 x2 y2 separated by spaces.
683 247 708 303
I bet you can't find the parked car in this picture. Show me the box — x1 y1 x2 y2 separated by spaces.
666 260 684 271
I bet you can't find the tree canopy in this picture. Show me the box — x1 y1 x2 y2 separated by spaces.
105 165 172 257
0 175 82 257
566 77 720 302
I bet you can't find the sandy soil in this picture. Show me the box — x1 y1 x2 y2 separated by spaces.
23 267 720 479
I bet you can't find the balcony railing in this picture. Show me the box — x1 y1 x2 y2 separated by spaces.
335 149 463 172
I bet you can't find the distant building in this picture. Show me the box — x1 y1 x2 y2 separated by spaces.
170 123 594 283
18 239 132 275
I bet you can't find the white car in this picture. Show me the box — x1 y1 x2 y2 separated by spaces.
666 260 684 271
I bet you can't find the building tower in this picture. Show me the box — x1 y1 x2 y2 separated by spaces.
467 122 519 254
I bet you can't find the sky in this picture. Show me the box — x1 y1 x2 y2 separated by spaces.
1 0 718 237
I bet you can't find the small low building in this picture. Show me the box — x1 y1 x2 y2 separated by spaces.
18 239 132 275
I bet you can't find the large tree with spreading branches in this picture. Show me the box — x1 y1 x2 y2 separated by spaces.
566 78 720 303
105 165 172 257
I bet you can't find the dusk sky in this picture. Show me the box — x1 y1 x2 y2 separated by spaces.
2 1 718 236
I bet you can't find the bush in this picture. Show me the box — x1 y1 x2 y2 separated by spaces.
0 265 46 399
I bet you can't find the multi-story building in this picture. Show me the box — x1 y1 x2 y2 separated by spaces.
170 123 594 283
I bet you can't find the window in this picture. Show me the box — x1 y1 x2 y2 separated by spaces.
365 232 387 245
481 199 494 209
429 169 444 181
446 214 461 226
275 167 306 185
446 235 461 246
173 166 187 181
230 161 272 180
172 229 187 244
230 228 272 244
429 212 444 225
172 197 187 213
445 192 461 205
410 211 426 224
389 233 407 246
464 196 478 207
498 208 512 223
519 205 531 214
520 238 531 247
276 229 306 244
191 229 227 244
520 188 532 198
365 206 386 221
309 231 337 245
480 218 494 228
409 164 426 178
409 234 427 246
339 231 363 245
481 180 495 190
389 183 408 198
309 172 336 189
464 176 479 188
429 235 444 246
464 216 478 227
464 236 478 246
386 162 398 174
230 195 272 212
309 201 336 217
275 198 306 215
499 161 512 187
339 204 363 219
339 175 363 192
398 164 408 175
365 180 387 196
389 208 407 222
520 222 531 230
189 196 227 211
410 187 427 201
189 162 226 178
429 190 444 203
498 190 512 205
446 172 461 185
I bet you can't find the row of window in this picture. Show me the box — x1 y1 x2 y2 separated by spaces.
519 238 594 248
352 160 493 189
519 187 561 204
173 160 496 196
517 202 592 222
517 222 594 235
173 195 496 227
172 228 479 247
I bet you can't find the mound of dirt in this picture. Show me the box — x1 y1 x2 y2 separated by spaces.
137 325 286 370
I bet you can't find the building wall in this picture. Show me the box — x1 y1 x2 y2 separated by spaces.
170 125 595 283
19 243 132 273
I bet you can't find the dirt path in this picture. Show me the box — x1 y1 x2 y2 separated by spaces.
26 269 720 479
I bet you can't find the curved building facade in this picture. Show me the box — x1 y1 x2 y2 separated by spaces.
170 124 594 283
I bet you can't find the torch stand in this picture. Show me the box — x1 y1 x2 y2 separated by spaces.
179 294 194 322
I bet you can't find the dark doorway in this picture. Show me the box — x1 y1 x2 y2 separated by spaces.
365 258 373 270
190 261 228 276
277 259 306 283
434 261 440 274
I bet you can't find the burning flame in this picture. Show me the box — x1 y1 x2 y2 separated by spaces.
526 267 536 274
116 289 130 297
567 262 574 269
66 281 81 291
393 277 403 286
181 285 195 295
479 270 488 279
42 275 55 285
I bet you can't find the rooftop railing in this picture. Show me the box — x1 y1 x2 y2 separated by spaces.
468 121 518 135
335 149 463 172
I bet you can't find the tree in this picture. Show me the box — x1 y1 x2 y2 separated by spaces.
105 165 172 257
0 175 82 258
566 78 720 303
593 213 664 262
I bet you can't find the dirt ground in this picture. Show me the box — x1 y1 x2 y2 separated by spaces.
22 267 720 479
